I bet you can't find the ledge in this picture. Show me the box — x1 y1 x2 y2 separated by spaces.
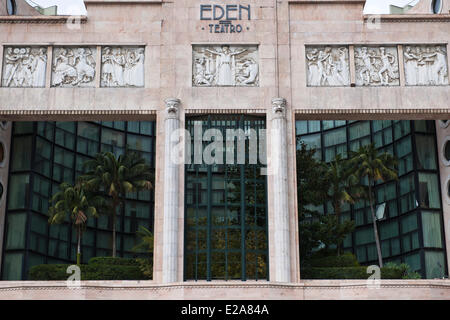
0 15 87 24
363 14 450 22
0 280 449 300
84 0 162 4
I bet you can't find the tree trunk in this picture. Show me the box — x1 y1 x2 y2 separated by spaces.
77 226 81 265
112 200 117 258
368 181 383 268
335 201 342 256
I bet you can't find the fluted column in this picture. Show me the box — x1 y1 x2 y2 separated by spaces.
162 98 181 283
270 98 291 282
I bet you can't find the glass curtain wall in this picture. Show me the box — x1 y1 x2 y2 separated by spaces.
184 115 268 281
1 121 156 280
296 120 447 278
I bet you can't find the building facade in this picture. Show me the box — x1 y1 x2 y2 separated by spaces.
0 0 449 286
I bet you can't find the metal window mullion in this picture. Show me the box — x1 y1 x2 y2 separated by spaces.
239 116 246 281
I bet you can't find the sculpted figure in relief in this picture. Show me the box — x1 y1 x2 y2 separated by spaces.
193 45 259 87
404 45 449 86
52 47 96 87
101 47 145 87
355 46 399 86
2 47 47 87
306 46 350 86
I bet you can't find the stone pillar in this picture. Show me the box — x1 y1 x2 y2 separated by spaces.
162 98 181 283
270 98 291 283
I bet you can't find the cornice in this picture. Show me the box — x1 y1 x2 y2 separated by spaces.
0 15 87 24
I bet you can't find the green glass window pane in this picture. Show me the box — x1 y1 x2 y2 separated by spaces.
309 121 321 133
77 122 99 139
415 135 437 170
322 120 334 131
349 122 370 140
5 212 27 249
101 128 125 148
401 214 418 233
414 120 434 133
127 134 152 152
37 122 54 140
7 174 30 209
418 173 441 209
141 122 154 135
394 121 411 140
425 251 445 279
399 174 415 196
356 247 367 262
296 121 308 135
1 253 24 280
127 121 140 133
55 122 76 133
380 221 399 240
13 122 33 135
421 211 443 248
404 252 421 272
323 127 346 147
355 228 375 246
11 136 32 171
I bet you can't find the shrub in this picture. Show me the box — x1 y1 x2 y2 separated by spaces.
28 257 147 281
384 262 422 279
301 266 407 280
28 264 69 281
306 253 360 268
88 257 140 266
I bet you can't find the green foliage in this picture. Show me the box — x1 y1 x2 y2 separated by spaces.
301 266 405 280
79 150 154 257
88 257 140 266
48 182 106 265
384 262 422 279
132 226 154 254
306 252 360 268
350 143 398 267
28 257 147 280
131 226 154 280
296 142 356 260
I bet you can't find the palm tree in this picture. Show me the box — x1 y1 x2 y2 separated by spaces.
48 182 102 265
350 143 398 267
80 151 153 258
325 154 363 254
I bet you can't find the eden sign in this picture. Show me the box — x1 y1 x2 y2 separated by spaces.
200 4 251 33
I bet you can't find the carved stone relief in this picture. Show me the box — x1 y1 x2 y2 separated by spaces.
306 46 350 87
51 47 96 87
355 46 400 86
403 45 449 86
1 47 47 88
101 47 145 87
192 45 259 87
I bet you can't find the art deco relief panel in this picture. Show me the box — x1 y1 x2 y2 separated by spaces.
306 44 448 87
403 45 449 86
1 45 146 88
192 45 259 87
101 47 145 88
51 47 97 88
355 46 400 86
1 47 47 88
305 46 350 87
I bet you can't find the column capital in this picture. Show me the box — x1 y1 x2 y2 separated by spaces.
165 98 181 120
271 98 286 119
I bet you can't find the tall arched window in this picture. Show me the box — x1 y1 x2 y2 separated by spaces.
431 0 442 14
6 0 16 15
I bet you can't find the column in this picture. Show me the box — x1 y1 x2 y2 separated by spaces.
162 98 181 283
270 98 291 282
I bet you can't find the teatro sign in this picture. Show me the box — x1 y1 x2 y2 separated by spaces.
200 4 251 33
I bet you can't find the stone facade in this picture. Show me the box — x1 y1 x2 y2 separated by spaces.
0 0 449 298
